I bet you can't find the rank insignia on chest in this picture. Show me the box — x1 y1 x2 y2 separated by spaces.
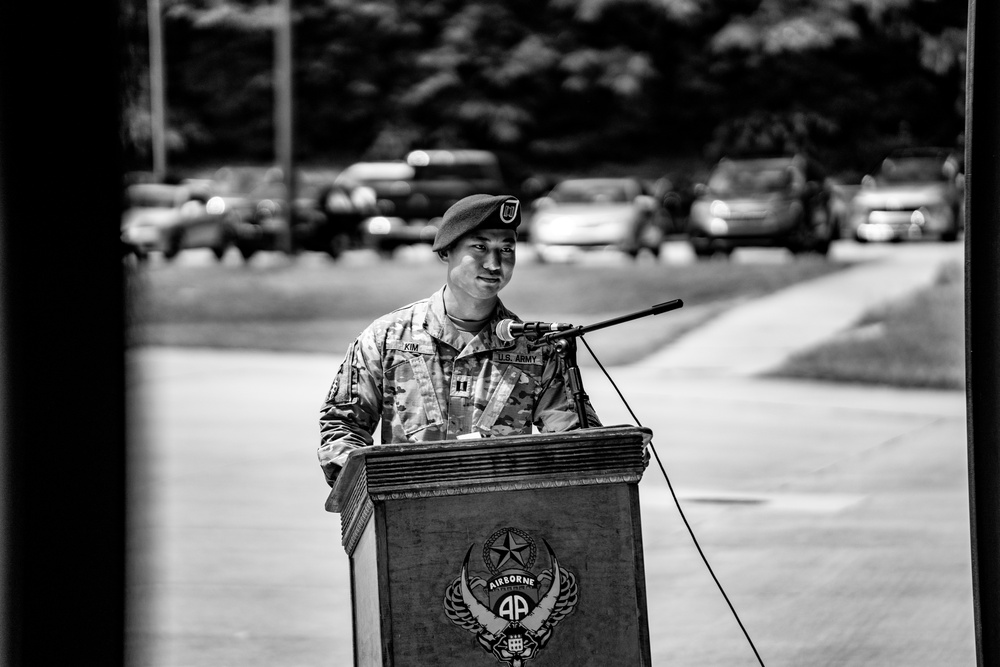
452 375 472 397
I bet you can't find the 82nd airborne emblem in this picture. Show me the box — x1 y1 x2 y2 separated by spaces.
443 527 578 666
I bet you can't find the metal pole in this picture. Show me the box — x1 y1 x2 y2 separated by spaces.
275 0 295 252
147 0 166 181
965 1 1000 664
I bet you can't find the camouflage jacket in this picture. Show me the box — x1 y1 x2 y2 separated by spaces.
318 287 601 486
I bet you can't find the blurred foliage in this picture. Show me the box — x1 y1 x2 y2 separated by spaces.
120 0 967 179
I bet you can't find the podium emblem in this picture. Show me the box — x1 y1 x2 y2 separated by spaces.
444 527 578 666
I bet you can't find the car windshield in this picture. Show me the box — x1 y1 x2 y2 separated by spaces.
126 184 181 208
337 163 415 184
412 163 496 181
211 167 274 196
549 180 631 204
875 157 951 184
707 162 795 196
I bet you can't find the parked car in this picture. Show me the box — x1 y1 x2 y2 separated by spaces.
291 177 374 258
209 165 304 261
827 179 859 240
847 147 964 243
687 154 838 258
526 177 664 261
120 181 238 261
331 160 421 256
648 173 700 237
334 149 514 256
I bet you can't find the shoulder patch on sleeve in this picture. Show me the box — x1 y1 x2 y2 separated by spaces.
327 345 359 404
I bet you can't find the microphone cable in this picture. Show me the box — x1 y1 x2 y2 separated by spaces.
578 335 767 667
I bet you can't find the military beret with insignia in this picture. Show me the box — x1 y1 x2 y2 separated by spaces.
432 194 521 251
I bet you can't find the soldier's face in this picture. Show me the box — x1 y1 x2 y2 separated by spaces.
444 229 517 301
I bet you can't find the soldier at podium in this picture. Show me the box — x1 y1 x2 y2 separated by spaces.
318 193 602 487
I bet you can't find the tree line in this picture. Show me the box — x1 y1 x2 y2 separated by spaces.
120 0 968 180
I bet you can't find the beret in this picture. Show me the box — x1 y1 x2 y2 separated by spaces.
432 194 521 251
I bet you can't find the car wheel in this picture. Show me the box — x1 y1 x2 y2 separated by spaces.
788 210 821 254
690 238 716 260
811 238 831 256
830 215 842 241
163 232 183 260
326 233 350 259
211 240 230 261
236 243 257 262
695 247 731 261
638 222 664 255
940 228 959 243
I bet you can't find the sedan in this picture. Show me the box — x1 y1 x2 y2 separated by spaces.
687 154 837 259
527 178 663 261
848 147 964 243
332 160 423 256
121 181 238 261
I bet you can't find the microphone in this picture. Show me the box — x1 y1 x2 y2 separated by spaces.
495 319 575 342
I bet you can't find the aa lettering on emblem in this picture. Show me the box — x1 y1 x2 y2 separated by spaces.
500 199 519 224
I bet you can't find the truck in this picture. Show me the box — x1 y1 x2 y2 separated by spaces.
327 149 518 256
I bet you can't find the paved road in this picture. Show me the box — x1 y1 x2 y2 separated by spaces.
126 240 975 666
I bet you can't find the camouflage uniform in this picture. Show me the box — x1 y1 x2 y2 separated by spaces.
318 287 601 486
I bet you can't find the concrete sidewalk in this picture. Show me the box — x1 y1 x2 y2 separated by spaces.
125 241 976 666
645 241 965 376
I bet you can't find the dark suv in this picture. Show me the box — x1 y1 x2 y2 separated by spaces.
332 149 512 255
687 154 838 258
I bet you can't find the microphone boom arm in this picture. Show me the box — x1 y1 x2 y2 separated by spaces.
540 299 684 342
541 299 684 429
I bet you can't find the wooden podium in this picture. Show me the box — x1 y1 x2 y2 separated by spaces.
330 425 651 667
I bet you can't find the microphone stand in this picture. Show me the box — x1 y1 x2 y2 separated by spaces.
540 299 684 429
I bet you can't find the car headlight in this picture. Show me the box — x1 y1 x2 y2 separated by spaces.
206 196 226 215
709 200 730 218
179 200 206 217
689 202 710 228
256 199 279 217
709 218 728 234
367 216 392 235
325 190 353 213
922 202 951 220
350 186 377 213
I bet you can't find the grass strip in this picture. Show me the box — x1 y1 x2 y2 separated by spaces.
769 260 965 389
128 250 846 364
